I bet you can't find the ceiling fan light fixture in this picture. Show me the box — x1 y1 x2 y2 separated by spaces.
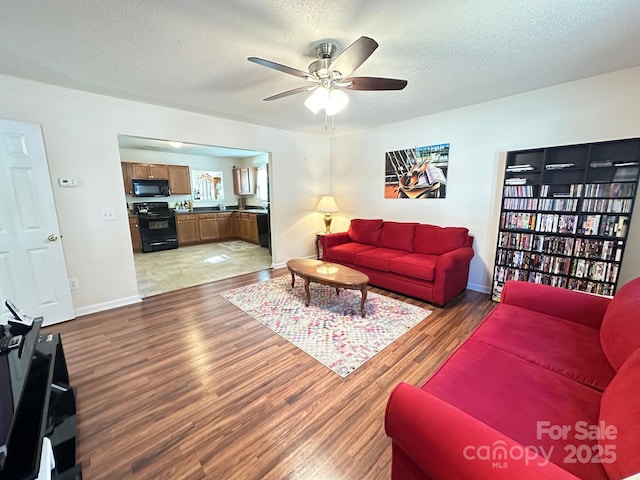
304 87 329 114
304 87 349 116
325 89 349 116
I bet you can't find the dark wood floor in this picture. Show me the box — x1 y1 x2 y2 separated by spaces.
45 268 496 480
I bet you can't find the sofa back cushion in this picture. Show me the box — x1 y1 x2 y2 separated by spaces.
413 224 470 255
599 347 640 480
378 222 418 251
348 219 383 246
600 277 640 371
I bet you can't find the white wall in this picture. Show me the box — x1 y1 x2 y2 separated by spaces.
0 74 330 316
330 67 640 293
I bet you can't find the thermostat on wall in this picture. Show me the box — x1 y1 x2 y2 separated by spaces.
58 177 78 187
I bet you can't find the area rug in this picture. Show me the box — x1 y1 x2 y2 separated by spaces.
221 275 431 377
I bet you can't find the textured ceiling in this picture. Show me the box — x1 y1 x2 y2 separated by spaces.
2 0 640 136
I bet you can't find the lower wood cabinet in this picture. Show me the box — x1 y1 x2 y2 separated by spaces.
198 214 218 241
217 212 233 239
176 214 200 245
172 211 261 248
128 216 142 252
236 212 259 244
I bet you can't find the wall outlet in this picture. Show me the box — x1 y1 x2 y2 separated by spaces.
69 278 80 290
100 208 115 221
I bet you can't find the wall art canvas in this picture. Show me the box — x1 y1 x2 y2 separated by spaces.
385 143 450 199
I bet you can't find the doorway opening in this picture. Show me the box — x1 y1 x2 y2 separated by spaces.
118 135 272 297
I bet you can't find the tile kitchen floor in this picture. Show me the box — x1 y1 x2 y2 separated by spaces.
133 241 272 298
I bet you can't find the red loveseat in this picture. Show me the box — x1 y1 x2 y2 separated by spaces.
320 219 474 306
385 277 640 480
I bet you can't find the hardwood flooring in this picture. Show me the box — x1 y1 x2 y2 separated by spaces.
44 268 496 479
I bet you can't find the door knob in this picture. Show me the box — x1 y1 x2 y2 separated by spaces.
48 234 58 242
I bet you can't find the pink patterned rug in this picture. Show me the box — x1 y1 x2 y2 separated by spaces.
221 275 431 377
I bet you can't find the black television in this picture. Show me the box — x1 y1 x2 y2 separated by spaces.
0 320 41 472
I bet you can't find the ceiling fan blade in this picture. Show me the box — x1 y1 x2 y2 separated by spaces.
328 36 378 77
248 57 310 79
338 77 408 91
263 85 318 101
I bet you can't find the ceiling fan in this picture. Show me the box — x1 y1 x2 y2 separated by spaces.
248 36 407 115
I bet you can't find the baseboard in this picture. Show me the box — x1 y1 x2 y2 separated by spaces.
271 255 316 270
467 282 491 294
75 295 142 318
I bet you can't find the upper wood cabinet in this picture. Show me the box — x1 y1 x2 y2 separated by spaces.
122 162 191 195
232 167 257 195
121 162 134 195
168 165 191 194
129 163 169 180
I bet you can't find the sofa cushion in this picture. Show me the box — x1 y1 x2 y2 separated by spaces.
472 303 615 390
414 224 470 255
348 218 383 246
324 242 376 264
388 253 438 282
378 222 418 252
353 248 408 272
599 348 640 480
423 339 607 480
600 277 640 371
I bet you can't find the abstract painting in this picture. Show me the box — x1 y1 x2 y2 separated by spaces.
385 143 450 198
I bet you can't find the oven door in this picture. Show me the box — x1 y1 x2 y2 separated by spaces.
138 214 178 252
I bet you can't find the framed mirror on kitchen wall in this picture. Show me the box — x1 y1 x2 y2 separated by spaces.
117 134 272 298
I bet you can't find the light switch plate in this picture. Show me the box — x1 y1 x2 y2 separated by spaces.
58 177 77 187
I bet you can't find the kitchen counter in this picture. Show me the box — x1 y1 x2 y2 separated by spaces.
174 207 267 214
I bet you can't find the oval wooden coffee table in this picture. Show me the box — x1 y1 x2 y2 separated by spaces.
285 258 369 317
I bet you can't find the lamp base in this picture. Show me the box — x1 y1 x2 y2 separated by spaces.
323 213 333 234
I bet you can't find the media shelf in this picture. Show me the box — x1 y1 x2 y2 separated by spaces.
492 138 640 301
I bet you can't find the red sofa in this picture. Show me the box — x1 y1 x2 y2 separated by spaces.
385 277 640 480
320 219 474 306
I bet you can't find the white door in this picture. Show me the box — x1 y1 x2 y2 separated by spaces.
0 119 74 326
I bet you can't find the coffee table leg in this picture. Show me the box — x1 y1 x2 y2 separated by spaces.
335 288 340 296
304 279 311 306
289 270 295 288
360 286 368 317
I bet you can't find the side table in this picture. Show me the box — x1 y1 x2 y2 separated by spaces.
315 232 331 259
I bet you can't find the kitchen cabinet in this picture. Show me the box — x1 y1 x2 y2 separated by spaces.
217 212 233 239
168 165 191 194
174 211 260 246
122 162 134 195
198 214 218 241
176 214 200 245
128 216 142 252
122 162 190 195
232 167 257 195
236 212 259 244
129 162 169 180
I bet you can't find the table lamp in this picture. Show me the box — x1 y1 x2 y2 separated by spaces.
316 196 339 233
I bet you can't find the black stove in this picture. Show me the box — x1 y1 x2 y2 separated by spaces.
133 202 178 253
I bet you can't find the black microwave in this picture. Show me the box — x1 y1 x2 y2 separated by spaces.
132 179 171 197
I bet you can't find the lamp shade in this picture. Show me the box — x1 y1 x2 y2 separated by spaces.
316 196 338 213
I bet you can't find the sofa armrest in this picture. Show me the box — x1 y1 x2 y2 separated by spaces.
320 232 351 249
501 280 611 329
435 246 474 271
385 382 580 480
